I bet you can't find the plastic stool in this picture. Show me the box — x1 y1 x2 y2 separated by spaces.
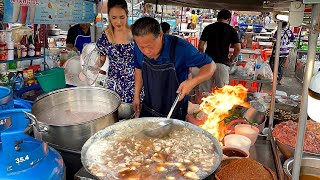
264 50 272 61
252 42 259 50
187 37 198 48
230 80 237 86
250 82 259 92
239 81 247 87
259 49 265 61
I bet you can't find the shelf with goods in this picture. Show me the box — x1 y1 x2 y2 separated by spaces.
0 24 47 72
0 55 45 64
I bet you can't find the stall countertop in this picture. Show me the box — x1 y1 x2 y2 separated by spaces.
259 42 273 47
48 34 67 39
255 36 272 40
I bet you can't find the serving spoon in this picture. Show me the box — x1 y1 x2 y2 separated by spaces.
143 92 181 138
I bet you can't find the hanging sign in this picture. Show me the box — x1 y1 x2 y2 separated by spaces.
4 0 97 24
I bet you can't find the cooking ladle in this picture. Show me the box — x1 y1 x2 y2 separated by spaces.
143 92 181 138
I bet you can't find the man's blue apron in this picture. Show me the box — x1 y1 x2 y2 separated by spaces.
140 36 188 120
74 28 91 53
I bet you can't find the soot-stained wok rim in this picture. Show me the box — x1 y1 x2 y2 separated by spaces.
81 117 223 180
32 86 121 126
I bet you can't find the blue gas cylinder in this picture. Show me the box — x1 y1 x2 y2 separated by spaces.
0 86 14 110
0 109 65 180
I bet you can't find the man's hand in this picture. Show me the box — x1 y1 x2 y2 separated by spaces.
177 80 196 101
133 96 141 113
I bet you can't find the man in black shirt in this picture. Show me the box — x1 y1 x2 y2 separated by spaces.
66 24 91 53
198 9 241 91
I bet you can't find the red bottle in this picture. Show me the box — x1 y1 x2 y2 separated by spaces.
20 32 28 58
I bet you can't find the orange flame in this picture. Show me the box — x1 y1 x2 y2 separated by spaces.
200 85 250 141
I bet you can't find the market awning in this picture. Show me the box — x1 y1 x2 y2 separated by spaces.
144 0 296 11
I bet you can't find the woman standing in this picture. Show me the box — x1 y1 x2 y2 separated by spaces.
96 0 135 103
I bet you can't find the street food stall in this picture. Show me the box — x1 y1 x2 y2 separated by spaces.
1 0 320 180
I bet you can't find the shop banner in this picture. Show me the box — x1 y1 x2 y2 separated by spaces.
4 0 97 24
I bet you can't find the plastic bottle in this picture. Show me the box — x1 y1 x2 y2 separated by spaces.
20 32 28 58
238 53 243 61
253 53 263 80
59 50 68 67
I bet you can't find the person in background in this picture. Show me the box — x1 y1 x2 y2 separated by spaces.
264 12 271 28
190 10 198 30
132 17 216 120
66 24 91 53
198 9 241 91
230 12 238 27
197 9 204 36
96 0 135 103
269 21 296 85
185 7 191 29
160 22 171 34
235 26 246 48
142 3 154 17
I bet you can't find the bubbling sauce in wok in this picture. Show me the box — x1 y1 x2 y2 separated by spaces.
85 123 218 180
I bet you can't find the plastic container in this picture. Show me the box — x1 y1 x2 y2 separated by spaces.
0 86 14 110
35 67 66 93
59 50 68 67
222 146 250 159
238 23 248 31
253 24 263 33
235 124 259 145
13 99 32 109
224 134 251 151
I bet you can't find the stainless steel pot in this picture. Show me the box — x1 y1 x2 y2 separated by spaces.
118 103 134 120
81 117 223 180
31 87 121 152
283 157 320 179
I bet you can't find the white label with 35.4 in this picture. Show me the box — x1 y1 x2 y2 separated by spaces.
15 155 29 164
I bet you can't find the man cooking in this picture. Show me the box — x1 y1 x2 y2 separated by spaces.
66 23 91 53
132 17 216 120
